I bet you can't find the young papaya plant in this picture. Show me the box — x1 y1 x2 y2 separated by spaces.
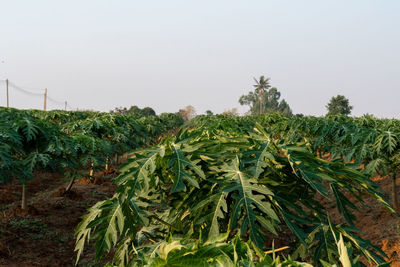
12 114 62 209
74 118 394 266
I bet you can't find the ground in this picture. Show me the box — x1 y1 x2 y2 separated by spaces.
361 175 400 266
0 171 116 267
0 170 399 266
331 173 400 266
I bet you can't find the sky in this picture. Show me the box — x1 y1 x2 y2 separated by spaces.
0 0 399 118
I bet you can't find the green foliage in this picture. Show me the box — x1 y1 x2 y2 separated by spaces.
106 233 313 267
0 107 183 188
112 105 156 116
239 76 292 116
326 95 353 116
75 116 393 266
2 107 399 266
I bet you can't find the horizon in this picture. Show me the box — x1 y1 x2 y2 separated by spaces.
0 0 399 118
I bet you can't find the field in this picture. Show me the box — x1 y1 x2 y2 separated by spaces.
1 168 399 266
0 172 116 266
1 109 400 266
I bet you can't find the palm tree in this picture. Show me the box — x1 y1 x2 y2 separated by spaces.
253 76 271 115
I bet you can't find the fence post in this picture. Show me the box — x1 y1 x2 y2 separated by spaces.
6 79 9 108
44 88 47 111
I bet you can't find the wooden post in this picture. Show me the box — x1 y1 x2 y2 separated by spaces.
6 79 9 108
44 88 47 111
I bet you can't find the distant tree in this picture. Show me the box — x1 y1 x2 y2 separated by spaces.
112 106 156 116
253 76 271 115
326 95 353 116
277 99 292 116
128 105 142 115
141 107 156 116
222 108 239 116
205 110 214 116
129 106 156 116
112 107 129 115
239 76 292 116
178 105 196 121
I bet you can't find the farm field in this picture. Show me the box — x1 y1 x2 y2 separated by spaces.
0 167 399 266
0 171 117 266
1 110 400 266
1 1 399 266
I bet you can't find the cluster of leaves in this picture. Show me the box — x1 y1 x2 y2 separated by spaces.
260 114 400 209
111 106 156 117
239 76 292 116
326 95 353 116
102 233 315 267
75 115 394 266
0 108 66 184
143 113 400 211
0 107 184 207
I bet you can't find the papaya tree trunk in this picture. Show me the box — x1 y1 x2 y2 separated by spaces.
115 154 119 165
392 172 398 212
21 183 27 210
89 162 94 178
105 158 109 173
65 176 76 192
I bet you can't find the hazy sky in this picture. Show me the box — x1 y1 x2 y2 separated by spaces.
0 0 399 117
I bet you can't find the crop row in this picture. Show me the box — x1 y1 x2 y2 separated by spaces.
75 114 399 266
0 107 184 209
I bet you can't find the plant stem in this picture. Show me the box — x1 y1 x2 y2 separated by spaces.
115 154 119 165
21 183 27 210
65 176 76 192
89 162 94 178
392 172 398 212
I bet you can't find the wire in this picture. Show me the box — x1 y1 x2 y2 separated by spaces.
47 95 66 105
5 80 77 111
67 103 76 111
8 81 44 96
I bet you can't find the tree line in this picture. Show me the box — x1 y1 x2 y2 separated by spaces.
112 75 354 121
239 75 353 117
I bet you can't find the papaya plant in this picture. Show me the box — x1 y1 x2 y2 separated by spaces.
75 119 394 266
11 113 64 209
365 129 400 211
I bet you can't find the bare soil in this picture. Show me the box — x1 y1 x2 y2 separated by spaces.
317 172 400 266
348 174 400 265
0 171 117 267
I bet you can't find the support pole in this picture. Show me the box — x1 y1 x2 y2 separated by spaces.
44 88 47 111
6 79 9 108
65 101 67 111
